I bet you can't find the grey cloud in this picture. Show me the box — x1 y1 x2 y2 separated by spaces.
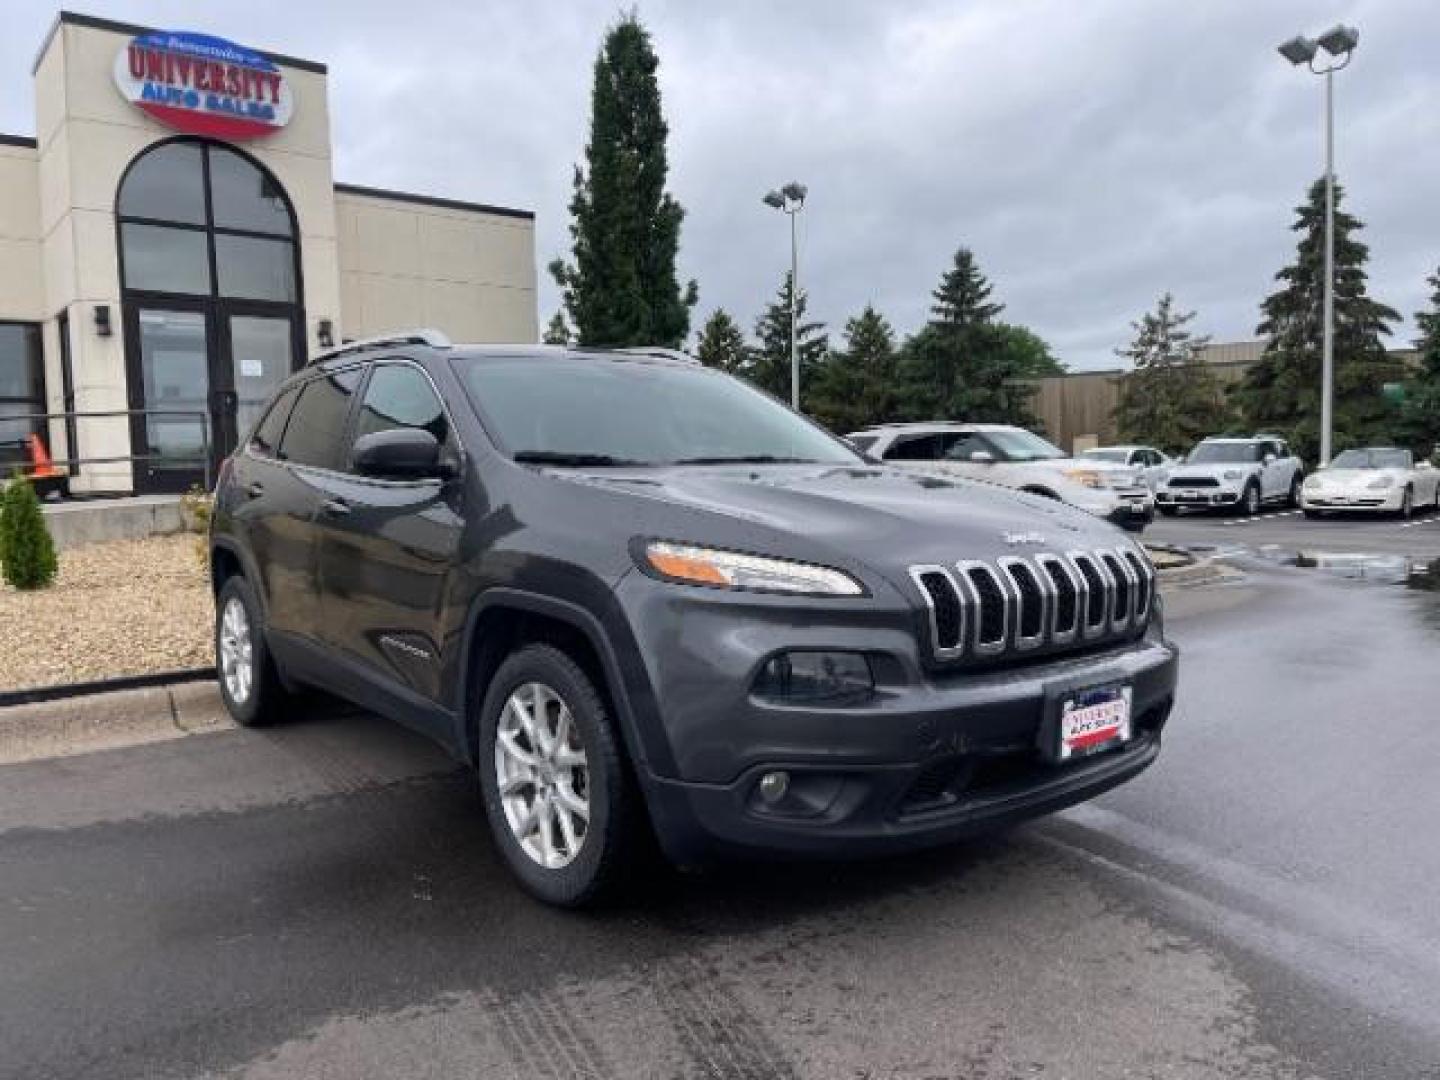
2 0 1434 367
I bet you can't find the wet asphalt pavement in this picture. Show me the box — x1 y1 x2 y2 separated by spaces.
1147 500 1440 560
3 563 1439 1078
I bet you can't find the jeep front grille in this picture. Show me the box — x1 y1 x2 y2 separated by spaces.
910 548 1155 662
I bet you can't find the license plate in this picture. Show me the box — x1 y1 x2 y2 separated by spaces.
1178 491 1204 501
1058 685 1132 761
1127 502 1148 514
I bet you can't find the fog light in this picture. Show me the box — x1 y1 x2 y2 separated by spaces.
758 771 790 804
752 651 874 704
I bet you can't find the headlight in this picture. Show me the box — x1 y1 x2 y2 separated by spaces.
1060 468 1103 488
641 541 865 596
1222 470 1245 481
1367 476 1394 490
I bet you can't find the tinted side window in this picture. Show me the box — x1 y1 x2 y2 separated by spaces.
352 364 449 450
250 386 298 458
941 433 992 461
278 369 361 469
883 434 938 460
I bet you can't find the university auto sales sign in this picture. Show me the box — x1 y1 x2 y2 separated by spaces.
114 31 294 140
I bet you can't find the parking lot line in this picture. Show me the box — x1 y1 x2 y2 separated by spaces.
1221 510 1301 527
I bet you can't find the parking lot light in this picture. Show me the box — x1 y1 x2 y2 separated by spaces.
762 181 807 410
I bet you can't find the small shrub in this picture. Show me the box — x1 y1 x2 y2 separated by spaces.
0 473 59 590
179 484 214 572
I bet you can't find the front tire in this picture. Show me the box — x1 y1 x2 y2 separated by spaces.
1398 486 1414 519
477 644 642 907
1288 475 1303 508
1242 482 1261 517
214 575 289 726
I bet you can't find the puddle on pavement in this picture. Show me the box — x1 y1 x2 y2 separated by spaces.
1291 551 1440 588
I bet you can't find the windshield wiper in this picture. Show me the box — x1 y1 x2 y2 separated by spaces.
669 455 822 466
513 452 647 467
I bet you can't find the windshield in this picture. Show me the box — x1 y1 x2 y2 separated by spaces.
1330 448 1410 470
1187 441 1260 464
455 356 862 467
1081 449 1128 464
978 429 1067 462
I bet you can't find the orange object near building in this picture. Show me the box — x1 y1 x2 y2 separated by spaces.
25 434 60 478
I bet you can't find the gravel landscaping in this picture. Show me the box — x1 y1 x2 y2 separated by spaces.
0 535 212 693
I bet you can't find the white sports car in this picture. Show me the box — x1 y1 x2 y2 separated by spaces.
1301 447 1440 518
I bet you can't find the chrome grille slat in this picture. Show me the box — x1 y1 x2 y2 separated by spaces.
909 546 1150 662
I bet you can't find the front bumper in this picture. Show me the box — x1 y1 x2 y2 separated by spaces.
1070 488 1154 531
1156 486 1243 508
1301 487 1402 512
637 634 1178 863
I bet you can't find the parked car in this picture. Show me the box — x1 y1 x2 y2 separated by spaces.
846 422 1154 531
210 333 1177 906
1079 445 1174 491
1301 447 1440 518
1156 435 1304 516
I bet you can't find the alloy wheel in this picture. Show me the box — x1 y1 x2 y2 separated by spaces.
218 596 254 705
494 681 591 869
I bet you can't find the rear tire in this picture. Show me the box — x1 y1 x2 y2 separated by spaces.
477 643 642 907
1398 486 1414 519
214 575 290 727
1287 475 1303 508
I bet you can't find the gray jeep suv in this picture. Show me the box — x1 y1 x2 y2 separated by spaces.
210 331 1178 906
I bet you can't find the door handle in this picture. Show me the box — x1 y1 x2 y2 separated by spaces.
320 497 352 517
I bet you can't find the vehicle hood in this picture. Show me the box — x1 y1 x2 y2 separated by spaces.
553 463 1128 570
1309 468 1401 489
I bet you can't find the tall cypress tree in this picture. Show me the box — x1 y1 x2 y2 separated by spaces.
694 309 747 375
1400 265 1440 459
1231 179 1402 461
548 14 697 347
808 304 900 433
1113 293 1228 454
750 272 827 403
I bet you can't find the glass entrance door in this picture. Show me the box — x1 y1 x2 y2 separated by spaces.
221 311 299 460
127 304 212 493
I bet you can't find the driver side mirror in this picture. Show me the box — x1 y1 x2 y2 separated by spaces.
352 428 455 480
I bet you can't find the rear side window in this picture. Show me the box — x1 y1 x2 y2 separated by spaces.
352 364 449 450
250 386 298 458
884 434 939 460
278 368 361 470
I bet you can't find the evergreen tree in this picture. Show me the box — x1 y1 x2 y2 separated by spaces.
1231 179 1403 462
1113 293 1228 454
1399 265 1440 460
693 308 747 374
750 272 828 403
548 13 697 348
542 310 571 346
896 248 1061 426
0 475 58 590
809 305 900 432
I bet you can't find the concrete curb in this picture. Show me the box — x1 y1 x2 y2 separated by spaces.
0 668 215 710
0 679 235 766
1154 554 1244 589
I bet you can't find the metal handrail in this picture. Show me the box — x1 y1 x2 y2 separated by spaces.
3 407 214 490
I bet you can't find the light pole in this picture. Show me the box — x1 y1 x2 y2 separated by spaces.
763 182 807 409
1278 24 1359 466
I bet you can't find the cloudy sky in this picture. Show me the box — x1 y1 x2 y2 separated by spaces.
4 1 1437 369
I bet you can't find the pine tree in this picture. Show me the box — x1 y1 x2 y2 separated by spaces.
694 309 747 374
809 305 900 432
749 272 828 404
897 248 1060 426
1113 293 1228 454
1400 266 1440 460
1231 179 1403 462
0 475 58 590
548 13 697 348
542 310 571 346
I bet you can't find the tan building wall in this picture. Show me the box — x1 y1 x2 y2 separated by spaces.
0 12 536 494
335 186 537 344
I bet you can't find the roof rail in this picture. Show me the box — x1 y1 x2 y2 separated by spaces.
604 346 700 365
310 328 452 365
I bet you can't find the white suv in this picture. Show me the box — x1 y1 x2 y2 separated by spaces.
847 422 1155 532
1156 436 1304 516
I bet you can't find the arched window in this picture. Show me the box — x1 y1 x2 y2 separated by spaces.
117 140 298 303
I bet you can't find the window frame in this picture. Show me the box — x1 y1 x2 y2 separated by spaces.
0 321 47 474
247 383 301 460
115 137 301 306
275 365 365 473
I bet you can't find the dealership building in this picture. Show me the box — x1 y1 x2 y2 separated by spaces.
0 11 537 495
